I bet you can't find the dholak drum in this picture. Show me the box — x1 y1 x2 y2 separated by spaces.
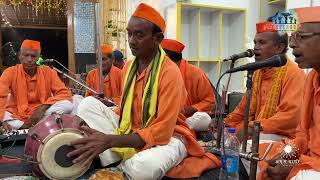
24 114 90 180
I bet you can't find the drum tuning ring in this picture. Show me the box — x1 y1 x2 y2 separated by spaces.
79 120 87 126
31 133 44 145
81 131 85 136
55 116 64 131
25 156 39 164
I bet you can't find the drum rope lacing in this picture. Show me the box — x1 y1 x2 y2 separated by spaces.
0 154 39 164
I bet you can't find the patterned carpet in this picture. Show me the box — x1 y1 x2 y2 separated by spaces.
0 135 249 179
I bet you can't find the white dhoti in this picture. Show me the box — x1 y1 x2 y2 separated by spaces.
291 169 320 180
2 100 73 130
186 112 211 132
71 94 84 115
77 96 187 180
241 133 287 175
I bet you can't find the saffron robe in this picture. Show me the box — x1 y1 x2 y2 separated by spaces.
0 64 72 123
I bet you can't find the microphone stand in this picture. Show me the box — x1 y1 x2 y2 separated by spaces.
93 1 104 98
215 59 236 150
52 66 98 95
214 65 271 180
49 64 117 106
49 59 86 85
242 69 267 180
242 70 254 153
250 121 260 180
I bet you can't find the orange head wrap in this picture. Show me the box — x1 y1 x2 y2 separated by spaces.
132 3 165 33
21 39 41 51
294 6 320 24
256 22 277 33
161 39 185 53
100 44 113 56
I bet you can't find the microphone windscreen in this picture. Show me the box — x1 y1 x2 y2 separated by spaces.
35 57 44 66
247 49 254 57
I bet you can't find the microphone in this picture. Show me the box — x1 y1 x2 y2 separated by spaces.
223 49 254 61
2 42 17 56
2 42 13 49
35 58 55 66
9 49 17 57
226 54 287 73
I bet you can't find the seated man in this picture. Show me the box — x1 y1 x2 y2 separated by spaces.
224 22 305 175
69 3 220 179
161 39 215 132
259 6 320 180
0 39 73 131
85 45 122 105
225 22 305 141
112 50 125 69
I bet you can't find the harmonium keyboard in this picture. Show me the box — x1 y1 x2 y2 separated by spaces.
0 129 29 146
0 129 32 177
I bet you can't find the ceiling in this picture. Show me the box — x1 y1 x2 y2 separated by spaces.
1 2 67 29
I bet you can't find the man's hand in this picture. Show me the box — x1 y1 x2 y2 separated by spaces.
236 127 253 142
29 104 50 125
264 154 293 180
183 106 197 117
68 126 114 167
1 121 12 132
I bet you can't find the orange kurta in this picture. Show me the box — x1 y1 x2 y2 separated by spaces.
179 59 215 114
286 70 320 179
258 70 320 180
0 64 72 122
121 56 220 178
224 60 305 138
85 66 122 104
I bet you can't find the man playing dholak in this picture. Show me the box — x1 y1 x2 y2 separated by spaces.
85 44 122 105
224 22 305 173
161 39 215 131
0 39 73 131
258 6 320 180
68 3 220 179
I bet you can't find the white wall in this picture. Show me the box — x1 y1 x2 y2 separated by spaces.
126 0 258 48
287 0 311 9
312 0 320 5
126 0 261 59
189 0 260 47
191 0 247 8
125 0 317 67
287 0 320 9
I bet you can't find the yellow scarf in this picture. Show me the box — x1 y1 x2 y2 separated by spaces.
249 59 289 122
112 47 165 160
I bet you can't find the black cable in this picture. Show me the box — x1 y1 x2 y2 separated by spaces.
215 72 228 156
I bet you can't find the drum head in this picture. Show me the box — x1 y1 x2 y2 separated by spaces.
37 129 90 180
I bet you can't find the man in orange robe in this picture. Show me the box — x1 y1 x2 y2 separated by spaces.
0 39 73 131
161 39 215 118
68 3 220 179
259 6 320 179
224 22 305 175
85 45 122 105
225 22 305 139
